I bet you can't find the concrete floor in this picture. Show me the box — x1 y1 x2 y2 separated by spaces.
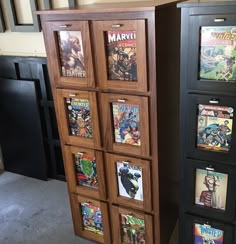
0 171 95 244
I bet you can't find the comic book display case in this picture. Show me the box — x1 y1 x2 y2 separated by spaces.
178 1 236 243
37 2 180 243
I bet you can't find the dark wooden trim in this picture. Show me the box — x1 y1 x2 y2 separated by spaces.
68 0 77 8
0 3 5 32
5 0 41 32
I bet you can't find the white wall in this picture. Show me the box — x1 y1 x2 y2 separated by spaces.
0 0 151 57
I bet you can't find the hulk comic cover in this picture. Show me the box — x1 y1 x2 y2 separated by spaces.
195 168 228 210
74 153 98 189
197 104 233 152
112 102 141 146
194 223 224 244
57 31 86 78
80 202 103 235
116 161 143 201
65 97 93 138
120 214 146 243
199 26 236 81
105 30 137 81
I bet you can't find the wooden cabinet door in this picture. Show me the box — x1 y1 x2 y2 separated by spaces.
111 205 153 244
56 89 100 149
92 20 147 92
183 158 236 222
184 214 233 244
186 13 236 93
44 21 95 88
72 195 110 243
100 93 150 157
64 146 106 200
106 153 152 211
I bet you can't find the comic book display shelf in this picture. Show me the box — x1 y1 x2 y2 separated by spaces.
178 1 236 243
37 2 180 243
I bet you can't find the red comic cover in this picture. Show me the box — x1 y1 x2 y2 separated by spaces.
105 30 137 81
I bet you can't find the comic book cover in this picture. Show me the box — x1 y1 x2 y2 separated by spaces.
65 97 93 138
74 153 98 189
195 168 228 210
105 30 137 81
194 223 224 244
120 214 146 243
80 202 103 235
57 31 86 78
197 104 233 152
199 26 236 81
116 161 143 201
112 102 141 146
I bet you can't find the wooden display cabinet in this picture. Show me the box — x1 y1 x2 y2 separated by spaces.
43 21 95 88
72 194 111 243
111 205 153 244
105 153 152 211
64 145 106 199
37 2 181 243
100 93 150 157
56 89 101 149
92 20 147 92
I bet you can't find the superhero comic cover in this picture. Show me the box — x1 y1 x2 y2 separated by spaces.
75 153 98 189
200 26 236 81
112 102 141 146
65 97 93 138
81 202 103 235
105 30 138 81
197 104 233 152
120 213 146 243
116 161 143 201
58 31 86 78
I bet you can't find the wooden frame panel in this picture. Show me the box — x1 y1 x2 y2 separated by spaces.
183 158 236 222
0 3 5 32
72 195 111 243
106 153 152 211
92 20 148 92
111 205 153 244
5 0 41 32
56 89 101 149
43 20 95 88
64 145 106 200
100 93 150 157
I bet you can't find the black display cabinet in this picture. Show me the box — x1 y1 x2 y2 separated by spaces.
178 1 236 243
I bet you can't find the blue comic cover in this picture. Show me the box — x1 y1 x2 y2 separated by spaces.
194 223 224 244
112 102 141 146
65 97 93 138
81 202 103 235
200 26 236 81
197 104 233 152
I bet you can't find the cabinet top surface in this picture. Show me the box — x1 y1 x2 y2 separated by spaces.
36 0 179 15
178 0 236 8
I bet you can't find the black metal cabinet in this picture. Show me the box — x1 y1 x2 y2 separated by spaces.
178 1 236 243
